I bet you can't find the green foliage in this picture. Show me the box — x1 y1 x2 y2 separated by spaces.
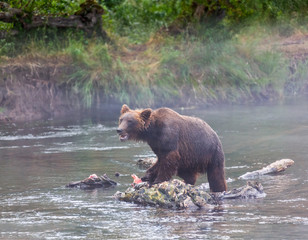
0 0 94 33
64 38 113 107
110 0 193 42
63 37 156 107
106 0 308 41
0 27 87 57
0 22 13 31
5 0 83 15
1 0 308 108
0 39 16 56
2 0 308 42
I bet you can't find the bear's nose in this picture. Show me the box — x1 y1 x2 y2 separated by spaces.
116 128 123 134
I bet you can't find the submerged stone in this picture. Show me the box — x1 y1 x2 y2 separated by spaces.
136 157 157 169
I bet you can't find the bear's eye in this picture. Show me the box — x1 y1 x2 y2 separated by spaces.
127 119 133 124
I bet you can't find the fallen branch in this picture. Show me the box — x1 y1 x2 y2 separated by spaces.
0 0 108 39
238 159 294 180
0 2 23 23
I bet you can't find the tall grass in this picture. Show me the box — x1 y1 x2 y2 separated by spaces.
148 25 290 105
0 23 307 108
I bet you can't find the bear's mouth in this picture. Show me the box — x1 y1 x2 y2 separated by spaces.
119 133 129 142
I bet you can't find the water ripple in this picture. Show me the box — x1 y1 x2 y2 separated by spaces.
43 146 129 154
0 124 115 141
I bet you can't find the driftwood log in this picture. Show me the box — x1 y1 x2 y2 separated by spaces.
137 158 294 179
238 159 294 179
0 0 108 39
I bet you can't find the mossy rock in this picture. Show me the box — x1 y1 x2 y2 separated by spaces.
115 179 213 210
115 180 265 210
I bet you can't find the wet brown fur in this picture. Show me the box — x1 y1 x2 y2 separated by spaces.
117 104 227 192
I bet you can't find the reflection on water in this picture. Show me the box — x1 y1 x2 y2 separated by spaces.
1 100 308 239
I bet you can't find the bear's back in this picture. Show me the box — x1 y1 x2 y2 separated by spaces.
150 108 219 148
153 108 215 135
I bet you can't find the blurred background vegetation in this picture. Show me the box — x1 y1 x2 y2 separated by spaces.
0 0 308 109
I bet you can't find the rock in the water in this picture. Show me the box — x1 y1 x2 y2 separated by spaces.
239 159 294 179
114 179 266 209
136 157 157 169
66 174 117 190
216 181 266 199
114 179 212 209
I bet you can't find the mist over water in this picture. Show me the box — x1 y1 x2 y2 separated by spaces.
0 99 308 239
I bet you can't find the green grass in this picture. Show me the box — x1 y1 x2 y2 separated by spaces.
0 21 307 108
147 26 291 105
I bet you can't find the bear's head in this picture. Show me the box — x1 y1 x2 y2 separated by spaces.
117 104 152 142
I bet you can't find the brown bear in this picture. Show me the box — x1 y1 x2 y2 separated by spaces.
117 104 227 192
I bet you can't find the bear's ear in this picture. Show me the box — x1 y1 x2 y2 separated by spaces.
121 104 130 114
140 108 152 122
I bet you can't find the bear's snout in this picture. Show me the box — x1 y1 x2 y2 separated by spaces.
117 128 129 142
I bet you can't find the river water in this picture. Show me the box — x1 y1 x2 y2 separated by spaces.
0 100 307 240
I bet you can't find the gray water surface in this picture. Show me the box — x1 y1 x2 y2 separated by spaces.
0 101 308 239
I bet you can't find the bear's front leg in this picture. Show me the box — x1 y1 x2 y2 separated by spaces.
141 163 158 183
152 151 180 185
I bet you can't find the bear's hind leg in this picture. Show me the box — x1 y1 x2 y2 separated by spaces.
207 166 227 192
207 149 227 192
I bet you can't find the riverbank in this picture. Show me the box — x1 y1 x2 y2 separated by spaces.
0 24 308 122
